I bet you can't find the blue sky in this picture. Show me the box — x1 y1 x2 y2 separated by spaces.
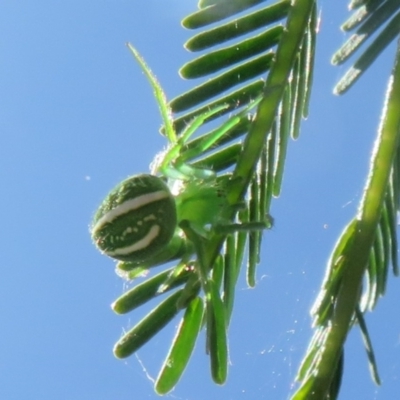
0 1 399 399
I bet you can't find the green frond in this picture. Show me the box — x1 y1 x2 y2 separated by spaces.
175 0 317 201
158 1 318 313
155 296 204 395
107 1 317 394
292 39 400 400
290 3 400 398
86 1 400 397
332 0 400 94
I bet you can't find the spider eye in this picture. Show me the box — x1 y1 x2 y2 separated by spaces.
91 174 177 263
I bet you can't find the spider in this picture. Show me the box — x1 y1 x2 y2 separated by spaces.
91 45 265 273
90 44 269 391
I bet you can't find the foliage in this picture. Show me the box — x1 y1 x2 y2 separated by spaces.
92 0 400 398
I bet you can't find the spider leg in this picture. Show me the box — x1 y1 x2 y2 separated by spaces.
127 43 177 143
157 104 229 174
179 219 228 384
164 96 262 181
162 162 216 181
179 95 262 165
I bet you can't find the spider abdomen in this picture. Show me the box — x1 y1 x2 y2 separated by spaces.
91 174 177 263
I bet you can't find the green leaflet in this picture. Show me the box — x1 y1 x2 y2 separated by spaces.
207 279 228 385
185 1 290 52
155 296 204 394
112 266 193 314
183 0 268 29
113 289 185 359
180 29 280 79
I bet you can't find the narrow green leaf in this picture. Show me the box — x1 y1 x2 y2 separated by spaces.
341 3 375 31
247 175 261 287
113 289 185 359
185 1 290 52
295 326 328 381
364 247 378 311
112 266 192 314
289 54 302 140
177 52 273 107
264 123 277 210
394 148 400 209
356 307 381 385
374 224 388 300
273 88 291 197
170 80 264 132
181 28 280 78
292 13 315 137
258 140 270 219
349 0 375 10
311 253 347 326
311 219 358 323
379 201 392 284
223 233 239 325
183 0 267 29
236 210 249 272
155 297 204 395
291 328 342 400
208 280 228 384
212 255 225 291
291 377 315 400
387 186 399 275
301 3 316 118
332 1 400 66
334 12 400 94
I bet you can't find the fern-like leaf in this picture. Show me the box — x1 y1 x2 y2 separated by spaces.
292 29 400 400
332 0 400 94
111 0 317 394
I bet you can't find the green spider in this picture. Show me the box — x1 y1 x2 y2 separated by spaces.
91 115 241 269
90 44 268 392
91 44 265 273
